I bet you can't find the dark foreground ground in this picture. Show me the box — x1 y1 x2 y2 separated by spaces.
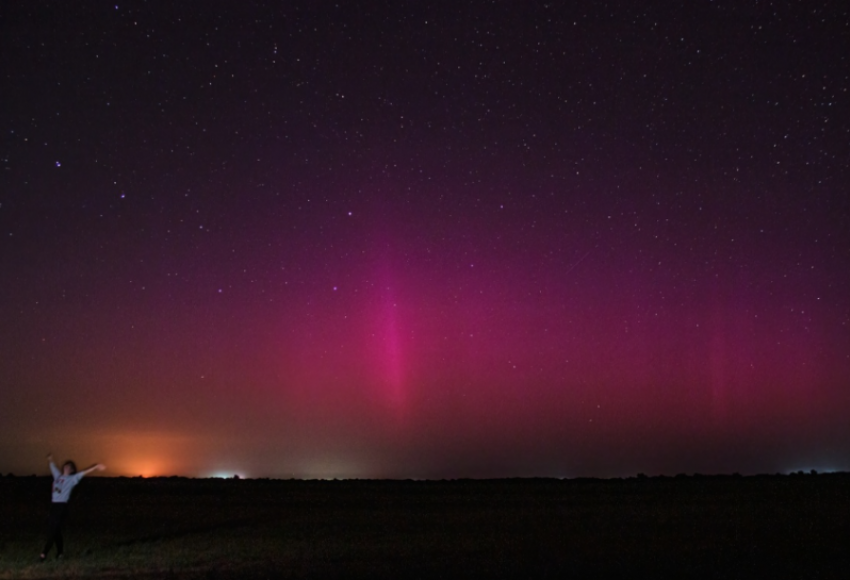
1 473 849 579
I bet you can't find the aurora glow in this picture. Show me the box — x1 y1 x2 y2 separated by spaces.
1 1 848 479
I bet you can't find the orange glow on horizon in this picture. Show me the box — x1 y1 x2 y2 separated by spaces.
79 429 201 477
128 460 169 478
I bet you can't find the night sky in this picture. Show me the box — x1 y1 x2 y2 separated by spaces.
2 1 849 479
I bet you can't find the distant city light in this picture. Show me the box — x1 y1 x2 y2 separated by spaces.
208 471 246 479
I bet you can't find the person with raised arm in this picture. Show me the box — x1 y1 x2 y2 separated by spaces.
40 453 106 562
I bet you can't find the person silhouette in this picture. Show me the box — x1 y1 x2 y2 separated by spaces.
40 453 106 562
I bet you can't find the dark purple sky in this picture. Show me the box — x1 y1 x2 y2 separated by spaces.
2 1 849 478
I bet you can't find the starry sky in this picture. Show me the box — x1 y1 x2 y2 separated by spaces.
2 1 849 479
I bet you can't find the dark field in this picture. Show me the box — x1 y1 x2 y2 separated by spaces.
2 473 849 579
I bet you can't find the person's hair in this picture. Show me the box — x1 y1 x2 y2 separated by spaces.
63 461 77 474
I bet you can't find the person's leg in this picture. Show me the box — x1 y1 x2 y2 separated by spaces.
54 503 68 557
55 528 64 557
41 503 67 559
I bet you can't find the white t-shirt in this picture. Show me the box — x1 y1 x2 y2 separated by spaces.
49 462 85 503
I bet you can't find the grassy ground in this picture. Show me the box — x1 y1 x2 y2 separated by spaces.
1 474 849 578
